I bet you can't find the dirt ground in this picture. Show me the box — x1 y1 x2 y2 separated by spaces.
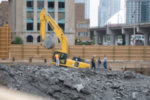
0 64 150 100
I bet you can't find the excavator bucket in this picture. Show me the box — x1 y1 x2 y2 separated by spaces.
44 36 55 49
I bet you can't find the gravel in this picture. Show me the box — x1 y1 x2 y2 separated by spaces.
0 64 150 100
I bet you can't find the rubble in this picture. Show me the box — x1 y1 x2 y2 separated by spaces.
0 64 150 100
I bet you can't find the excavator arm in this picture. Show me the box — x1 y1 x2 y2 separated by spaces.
40 8 68 53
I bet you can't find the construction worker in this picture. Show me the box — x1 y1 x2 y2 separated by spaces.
91 56 96 70
97 57 101 70
75 58 79 67
103 55 107 69
55 54 60 66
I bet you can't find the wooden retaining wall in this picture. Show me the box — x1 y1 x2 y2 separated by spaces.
0 25 11 59
10 45 150 61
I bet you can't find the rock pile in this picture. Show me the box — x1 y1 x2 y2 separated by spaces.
0 64 150 100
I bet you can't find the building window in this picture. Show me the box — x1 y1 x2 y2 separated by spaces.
104 35 110 43
37 0 44 9
37 12 40 20
49 12 55 18
27 12 33 20
37 35 41 42
58 2 65 8
48 2 54 8
58 39 60 43
37 23 40 31
78 32 88 37
59 24 65 31
27 35 33 42
77 24 89 28
27 1 33 8
58 12 65 20
48 24 52 31
27 23 33 31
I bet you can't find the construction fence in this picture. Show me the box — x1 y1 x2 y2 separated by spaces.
0 25 11 59
10 45 150 61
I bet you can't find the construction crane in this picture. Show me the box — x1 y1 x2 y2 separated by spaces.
40 8 90 68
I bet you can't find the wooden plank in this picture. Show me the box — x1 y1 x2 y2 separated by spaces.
0 25 11 59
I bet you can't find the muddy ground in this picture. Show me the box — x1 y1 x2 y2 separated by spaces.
0 64 150 100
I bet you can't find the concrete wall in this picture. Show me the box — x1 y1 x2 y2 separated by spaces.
0 1 8 25
17 32 75 45
8 0 15 32
75 3 85 20
8 0 75 45
16 0 24 33
65 0 75 35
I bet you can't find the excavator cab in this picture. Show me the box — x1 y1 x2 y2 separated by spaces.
52 51 67 65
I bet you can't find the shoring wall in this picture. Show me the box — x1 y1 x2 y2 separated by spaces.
0 24 11 59
10 45 150 61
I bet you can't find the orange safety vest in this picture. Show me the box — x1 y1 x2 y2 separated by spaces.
55 54 59 59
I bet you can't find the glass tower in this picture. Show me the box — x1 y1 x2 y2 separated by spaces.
126 0 150 24
98 0 121 27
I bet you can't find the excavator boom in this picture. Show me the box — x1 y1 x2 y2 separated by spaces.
40 8 68 53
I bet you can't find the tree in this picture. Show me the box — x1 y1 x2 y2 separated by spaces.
14 36 23 44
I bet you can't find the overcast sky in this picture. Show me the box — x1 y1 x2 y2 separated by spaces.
90 0 99 27
0 0 99 27
0 0 7 2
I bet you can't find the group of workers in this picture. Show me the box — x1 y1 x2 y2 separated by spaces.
91 55 107 71
55 53 108 70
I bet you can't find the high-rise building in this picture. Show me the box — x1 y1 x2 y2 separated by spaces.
75 3 90 42
0 1 8 26
105 0 126 25
8 0 75 45
75 0 90 19
98 0 120 26
126 0 150 24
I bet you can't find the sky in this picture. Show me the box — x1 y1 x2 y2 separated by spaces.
0 0 99 27
90 0 99 27
0 0 7 2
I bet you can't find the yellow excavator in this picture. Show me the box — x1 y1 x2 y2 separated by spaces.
40 8 90 68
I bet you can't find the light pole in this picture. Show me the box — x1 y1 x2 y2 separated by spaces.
118 13 119 24
132 8 137 46
133 24 136 45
